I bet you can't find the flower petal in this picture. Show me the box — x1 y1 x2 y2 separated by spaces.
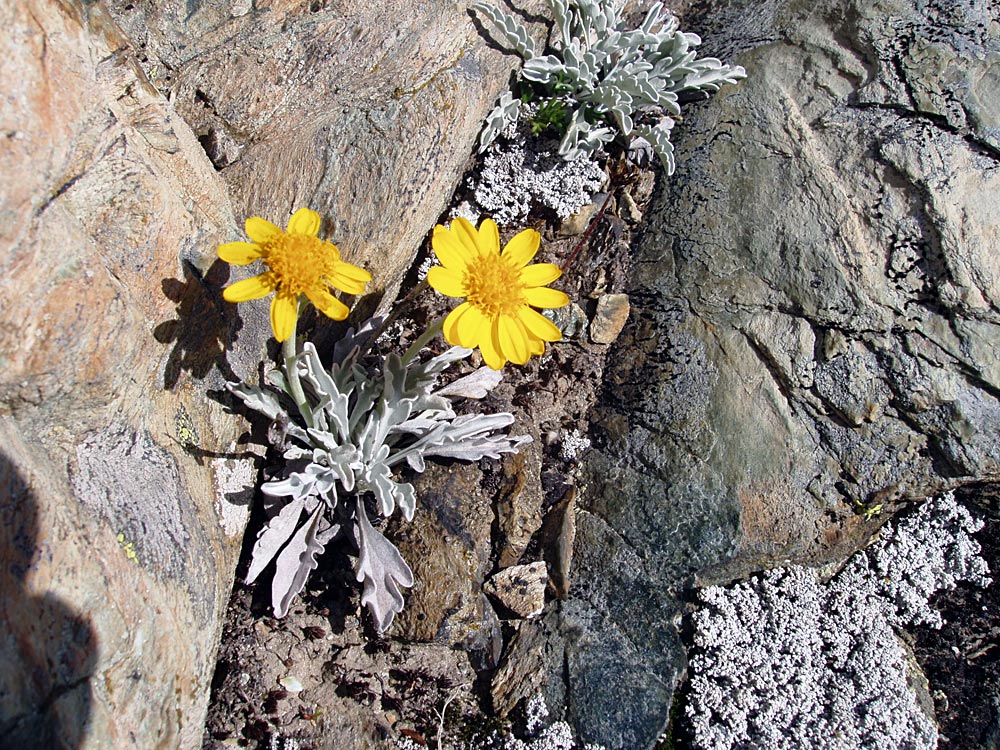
218 241 263 265
287 207 321 236
518 306 563 342
334 259 371 283
497 315 530 365
223 273 277 302
457 304 491 348
479 321 506 370
501 228 540 268
270 290 299 342
520 263 562 288
307 288 350 321
452 217 483 256
245 216 282 244
427 266 467 298
527 335 545 356
328 275 366 296
478 218 501 255
432 225 472 271
524 286 570 309
443 302 471 346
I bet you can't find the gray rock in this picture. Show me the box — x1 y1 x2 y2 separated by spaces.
549 0 1000 747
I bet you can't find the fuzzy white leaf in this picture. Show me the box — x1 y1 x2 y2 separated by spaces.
271 503 338 618
354 497 414 633
472 2 536 58
246 496 305 585
434 366 504 399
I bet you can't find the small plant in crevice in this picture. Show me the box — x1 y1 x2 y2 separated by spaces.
472 0 747 173
217 208 569 633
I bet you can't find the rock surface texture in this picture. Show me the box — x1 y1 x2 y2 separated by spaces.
0 1 252 746
104 0 548 309
1 0 533 747
553 0 1000 747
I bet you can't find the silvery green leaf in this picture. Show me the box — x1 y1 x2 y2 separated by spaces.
435 366 504 399
265 368 290 394
271 503 338 618
354 497 414 633
299 343 351 441
471 2 536 58
422 433 532 462
349 366 378 434
472 0 744 172
246 496 305 585
682 59 747 92
640 2 666 34
634 118 676 174
261 461 338 502
228 381 286 422
522 55 568 86
559 108 614 158
480 92 522 152
549 0 571 48
418 346 474 377
332 315 383 365
361 457 410 518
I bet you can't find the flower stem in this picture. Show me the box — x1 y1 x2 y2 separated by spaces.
283 298 315 429
402 316 444 365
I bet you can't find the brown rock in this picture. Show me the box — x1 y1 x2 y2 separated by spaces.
393 462 498 656
496 431 544 569
0 1 255 746
541 486 576 600
490 620 548 718
485 562 548 619
589 293 631 344
4 0 556 745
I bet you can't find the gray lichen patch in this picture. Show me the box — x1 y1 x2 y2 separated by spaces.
687 492 990 750
71 422 216 623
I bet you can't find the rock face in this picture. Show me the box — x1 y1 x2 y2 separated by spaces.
1 0 532 747
104 0 548 307
551 0 1000 747
0 1 253 746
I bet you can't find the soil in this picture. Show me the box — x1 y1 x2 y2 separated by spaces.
913 484 1000 750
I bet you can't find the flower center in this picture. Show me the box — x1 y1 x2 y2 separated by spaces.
262 233 341 296
464 254 524 318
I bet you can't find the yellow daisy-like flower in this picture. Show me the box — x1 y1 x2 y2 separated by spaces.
428 217 569 370
218 207 372 342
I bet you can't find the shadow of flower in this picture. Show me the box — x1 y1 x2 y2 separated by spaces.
154 260 240 389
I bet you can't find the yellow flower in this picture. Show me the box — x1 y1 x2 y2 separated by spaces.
428 217 568 370
218 207 372 342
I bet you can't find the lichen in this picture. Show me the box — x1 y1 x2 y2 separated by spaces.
686 491 990 750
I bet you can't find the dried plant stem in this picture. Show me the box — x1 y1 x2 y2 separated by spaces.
560 189 613 273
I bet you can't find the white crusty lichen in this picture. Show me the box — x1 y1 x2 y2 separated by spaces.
469 115 606 227
687 491 990 750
